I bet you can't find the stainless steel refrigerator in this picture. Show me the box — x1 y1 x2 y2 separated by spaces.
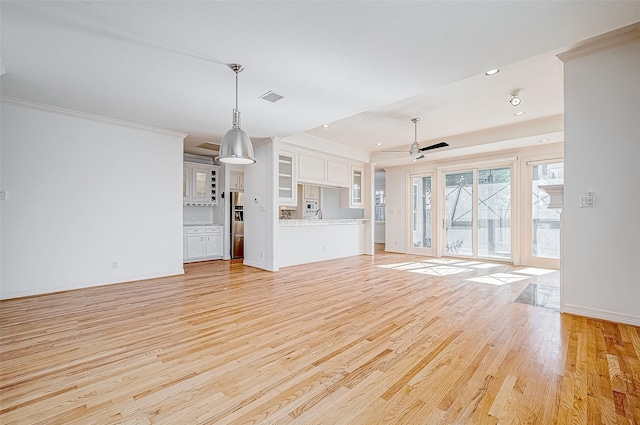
231 192 244 259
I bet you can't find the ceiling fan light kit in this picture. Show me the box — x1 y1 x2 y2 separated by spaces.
217 63 256 165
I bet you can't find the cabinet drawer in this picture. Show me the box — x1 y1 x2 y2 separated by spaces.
186 227 204 234
205 227 222 234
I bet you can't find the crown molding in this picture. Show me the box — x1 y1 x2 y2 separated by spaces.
557 22 640 63
0 96 187 139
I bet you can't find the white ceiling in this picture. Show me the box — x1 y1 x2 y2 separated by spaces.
1 2 639 167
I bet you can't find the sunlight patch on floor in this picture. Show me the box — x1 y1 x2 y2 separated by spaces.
409 266 470 276
467 273 528 285
421 259 464 265
513 267 555 276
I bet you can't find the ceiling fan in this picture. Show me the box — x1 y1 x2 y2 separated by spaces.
382 118 448 160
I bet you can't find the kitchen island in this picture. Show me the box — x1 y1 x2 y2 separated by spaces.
278 219 368 267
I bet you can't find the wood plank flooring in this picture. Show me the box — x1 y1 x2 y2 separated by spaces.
1 249 639 424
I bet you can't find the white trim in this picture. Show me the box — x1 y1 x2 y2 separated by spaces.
562 304 640 327
557 22 640 63
0 269 185 300
0 96 187 138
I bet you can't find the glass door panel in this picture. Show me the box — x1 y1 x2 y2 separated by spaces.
445 171 474 256
411 175 433 254
532 163 564 259
478 167 511 259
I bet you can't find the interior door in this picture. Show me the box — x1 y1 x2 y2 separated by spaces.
409 174 435 256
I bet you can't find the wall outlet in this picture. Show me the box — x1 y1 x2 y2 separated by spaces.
260 252 264 258
0 190 6 200
112 261 119 269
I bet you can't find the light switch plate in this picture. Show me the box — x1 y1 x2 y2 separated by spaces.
0 190 6 200
580 192 595 208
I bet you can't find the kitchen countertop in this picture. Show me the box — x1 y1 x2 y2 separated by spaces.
183 223 223 227
279 219 368 227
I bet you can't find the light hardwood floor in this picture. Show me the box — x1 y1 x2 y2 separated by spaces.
1 250 639 424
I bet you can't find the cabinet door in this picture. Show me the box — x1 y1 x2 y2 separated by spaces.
303 185 319 200
191 167 211 203
298 154 326 183
278 151 297 206
351 166 364 207
186 235 205 259
327 160 350 187
230 171 243 191
205 231 223 257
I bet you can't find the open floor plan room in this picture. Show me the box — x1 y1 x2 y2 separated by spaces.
1 250 638 424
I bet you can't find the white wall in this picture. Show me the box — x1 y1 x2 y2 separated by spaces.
562 40 640 325
0 102 184 299
243 138 277 271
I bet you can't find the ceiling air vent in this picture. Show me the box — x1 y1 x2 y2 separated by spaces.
259 91 284 103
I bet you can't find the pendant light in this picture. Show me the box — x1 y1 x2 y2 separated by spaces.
217 64 256 164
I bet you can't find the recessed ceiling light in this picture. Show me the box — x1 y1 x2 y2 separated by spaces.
321 124 330 128
514 111 526 116
485 68 500 76
376 142 382 146
539 138 550 143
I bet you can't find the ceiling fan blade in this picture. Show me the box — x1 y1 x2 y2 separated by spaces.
415 154 425 160
419 141 449 152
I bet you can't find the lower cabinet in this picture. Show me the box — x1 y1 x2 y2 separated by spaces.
184 225 223 262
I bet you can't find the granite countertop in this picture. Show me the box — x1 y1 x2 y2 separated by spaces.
279 219 368 227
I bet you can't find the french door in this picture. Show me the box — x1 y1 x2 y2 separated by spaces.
524 161 564 268
442 166 512 260
408 174 435 256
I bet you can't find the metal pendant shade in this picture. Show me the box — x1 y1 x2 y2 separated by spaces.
217 64 256 165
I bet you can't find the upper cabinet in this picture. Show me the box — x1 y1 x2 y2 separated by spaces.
298 154 350 188
230 171 244 192
339 165 365 208
278 151 297 206
184 162 218 206
303 185 320 200
298 154 326 184
326 160 350 187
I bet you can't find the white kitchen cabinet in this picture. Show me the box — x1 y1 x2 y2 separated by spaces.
186 234 206 259
278 151 297 206
184 226 223 262
303 185 320 200
183 162 218 206
339 165 365 208
298 154 326 184
230 171 244 192
205 227 223 257
326 160 350 187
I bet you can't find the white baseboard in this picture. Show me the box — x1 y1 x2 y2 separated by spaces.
0 268 185 300
562 303 640 326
